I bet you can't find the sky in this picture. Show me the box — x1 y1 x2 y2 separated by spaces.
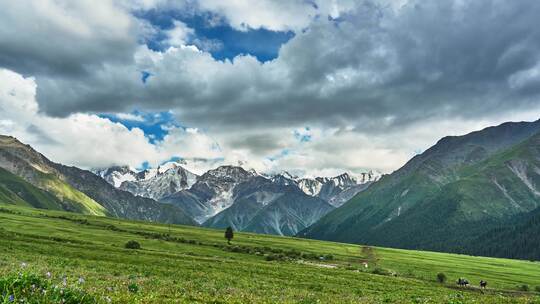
1 0 540 177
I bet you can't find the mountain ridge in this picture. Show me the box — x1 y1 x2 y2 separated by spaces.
95 162 376 235
0 135 196 225
301 120 540 259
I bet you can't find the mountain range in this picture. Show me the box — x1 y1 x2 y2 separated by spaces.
269 171 377 207
301 120 540 260
96 163 376 236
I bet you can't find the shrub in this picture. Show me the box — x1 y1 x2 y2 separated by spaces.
436 272 447 283
270 248 284 254
125 240 141 250
265 254 277 261
301 253 318 260
106 224 121 231
518 284 529 292
265 254 285 261
285 250 301 258
128 283 139 293
535 286 540 293
323 254 334 261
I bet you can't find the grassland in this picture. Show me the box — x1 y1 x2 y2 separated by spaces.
0 204 539 303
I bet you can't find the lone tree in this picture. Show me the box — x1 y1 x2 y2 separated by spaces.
225 226 234 245
437 272 447 283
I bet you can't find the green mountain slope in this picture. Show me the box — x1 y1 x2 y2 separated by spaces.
0 167 61 209
0 135 196 225
466 207 540 260
0 139 108 216
302 120 540 259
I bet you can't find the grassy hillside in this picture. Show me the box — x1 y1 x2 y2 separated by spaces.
1 204 539 303
37 171 110 216
0 167 61 209
0 166 107 217
302 122 540 259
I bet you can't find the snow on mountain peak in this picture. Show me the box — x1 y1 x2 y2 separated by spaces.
94 162 381 217
157 161 184 174
93 166 137 188
94 162 198 200
353 170 382 183
281 171 299 180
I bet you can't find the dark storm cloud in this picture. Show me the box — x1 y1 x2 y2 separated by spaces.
2 0 540 134
228 133 287 154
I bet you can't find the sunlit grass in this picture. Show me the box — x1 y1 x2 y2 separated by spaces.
0 204 539 303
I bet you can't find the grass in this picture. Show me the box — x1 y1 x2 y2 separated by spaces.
0 204 539 303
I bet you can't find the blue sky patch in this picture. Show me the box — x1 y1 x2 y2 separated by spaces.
99 110 182 144
141 71 152 83
268 148 291 161
294 127 312 143
136 9 294 62
138 161 150 171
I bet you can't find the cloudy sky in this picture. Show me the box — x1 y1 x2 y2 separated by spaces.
1 0 540 177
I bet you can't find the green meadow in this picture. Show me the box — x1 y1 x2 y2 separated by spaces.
0 204 539 303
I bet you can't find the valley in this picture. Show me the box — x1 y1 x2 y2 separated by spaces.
1 204 539 303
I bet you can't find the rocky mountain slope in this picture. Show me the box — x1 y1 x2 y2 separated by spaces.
96 162 340 236
0 135 196 225
161 166 256 223
93 159 376 236
203 176 334 235
242 190 334 236
301 120 540 258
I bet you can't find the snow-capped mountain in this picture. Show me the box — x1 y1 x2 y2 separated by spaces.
311 173 369 207
271 171 380 207
160 166 256 223
203 175 334 236
297 178 323 196
203 169 376 235
93 163 379 234
120 165 197 201
94 162 198 200
93 166 138 188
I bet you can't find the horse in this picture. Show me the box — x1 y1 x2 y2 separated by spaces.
457 278 469 287
480 280 487 289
